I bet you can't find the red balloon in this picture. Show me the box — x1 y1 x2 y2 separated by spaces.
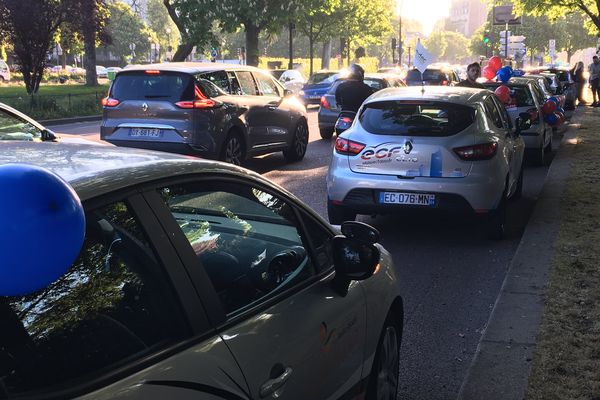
494 85 511 103
482 66 496 80
488 56 502 72
542 100 557 115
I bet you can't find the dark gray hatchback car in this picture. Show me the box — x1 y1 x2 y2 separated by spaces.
100 63 309 165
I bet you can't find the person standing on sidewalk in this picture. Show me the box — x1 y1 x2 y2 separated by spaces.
588 56 600 106
570 61 586 105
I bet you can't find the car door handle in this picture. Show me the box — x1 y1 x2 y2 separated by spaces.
259 366 293 398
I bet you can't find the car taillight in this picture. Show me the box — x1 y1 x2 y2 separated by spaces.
335 117 353 131
453 142 498 161
320 96 330 109
335 137 365 155
101 97 119 107
175 86 218 109
441 80 448 86
527 107 539 124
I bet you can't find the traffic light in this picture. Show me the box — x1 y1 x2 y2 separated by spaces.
483 33 490 45
391 37 397 50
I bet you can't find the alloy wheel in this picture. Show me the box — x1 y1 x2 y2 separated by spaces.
224 136 243 166
375 326 399 400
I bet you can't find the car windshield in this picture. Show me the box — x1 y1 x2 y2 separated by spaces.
111 71 195 101
270 70 285 79
307 72 337 84
405 69 446 82
358 101 475 136
0 108 42 141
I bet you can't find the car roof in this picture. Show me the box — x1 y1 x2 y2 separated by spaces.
481 77 533 87
364 86 490 105
121 62 263 75
0 142 287 202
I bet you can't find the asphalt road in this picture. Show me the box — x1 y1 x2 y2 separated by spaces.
52 106 561 400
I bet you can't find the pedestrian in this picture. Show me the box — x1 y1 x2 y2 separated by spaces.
457 62 486 89
588 56 600 106
570 61 586 105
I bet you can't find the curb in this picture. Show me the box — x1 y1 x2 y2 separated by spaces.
42 115 102 126
456 116 578 400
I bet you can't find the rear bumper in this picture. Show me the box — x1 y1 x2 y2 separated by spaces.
102 139 217 158
318 108 339 129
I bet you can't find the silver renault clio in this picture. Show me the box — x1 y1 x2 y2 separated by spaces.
327 86 527 239
0 141 403 400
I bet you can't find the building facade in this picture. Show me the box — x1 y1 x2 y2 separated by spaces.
445 0 489 38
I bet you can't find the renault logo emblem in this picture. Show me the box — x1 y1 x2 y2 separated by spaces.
403 141 413 154
142 103 148 112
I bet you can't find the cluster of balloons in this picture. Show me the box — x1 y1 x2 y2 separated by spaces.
482 56 526 83
542 97 565 126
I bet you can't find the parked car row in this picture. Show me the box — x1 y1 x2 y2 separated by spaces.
0 74 404 398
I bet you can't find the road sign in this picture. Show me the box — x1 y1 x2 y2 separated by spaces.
549 39 556 59
509 35 526 42
493 5 522 25
508 43 526 51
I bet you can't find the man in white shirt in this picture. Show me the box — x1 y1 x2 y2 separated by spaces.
588 56 600 106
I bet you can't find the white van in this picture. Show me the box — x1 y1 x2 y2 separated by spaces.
0 60 10 82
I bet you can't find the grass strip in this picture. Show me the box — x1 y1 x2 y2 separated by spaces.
525 108 600 400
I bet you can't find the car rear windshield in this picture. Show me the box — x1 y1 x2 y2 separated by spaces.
359 101 475 136
307 73 337 84
405 69 445 82
483 84 535 107
111 71 195 102
327 78 384 94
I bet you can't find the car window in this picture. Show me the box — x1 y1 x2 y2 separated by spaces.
198 70 231 94
494 97 513 129
254 72 282 97
530 83 545 105
359 100 475 136
483 97 504 129
235 71 258 96
364 78 384 90
158 183 317 316
226 71 242 95
0 108 43 140
483 84 535 107
0 201 190 396
307 72 336 84
196 78 227 98
111 71 194 102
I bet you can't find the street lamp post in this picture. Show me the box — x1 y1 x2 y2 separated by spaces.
148 36 153 63
397 0 403 66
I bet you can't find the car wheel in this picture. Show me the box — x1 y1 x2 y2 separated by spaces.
532 143 545 166
487 191 508 240
366 316 401 400
544 132 553 154
319 127 334 140
327 201 356 225
220 132 245 166
511 166 524 201
283 120 309 162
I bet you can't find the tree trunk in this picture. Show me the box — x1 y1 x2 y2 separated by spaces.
82 0 98 86
567 48 573 63
172 43 194 61
309 22 314 76
245 23 260 67
321 39 332 70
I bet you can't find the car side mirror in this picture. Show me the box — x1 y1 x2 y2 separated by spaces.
331 222 381 296
42 129 58 142
284 89 294 97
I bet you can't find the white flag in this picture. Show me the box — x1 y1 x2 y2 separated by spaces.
414 41 433 74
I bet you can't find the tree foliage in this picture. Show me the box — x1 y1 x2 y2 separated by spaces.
105 1 156 64
424 31 471 62
0 0 65 94
146 0 178 61
510 0 600 33
339 0 394 60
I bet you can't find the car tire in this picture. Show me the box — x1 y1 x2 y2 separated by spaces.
511 166 524 201
532 143 545 166
327 201 356 225
366 315 402 400
319 127 334 140
544 132 553 154
486 191 508 240
283 120 309 162
220 132 245 166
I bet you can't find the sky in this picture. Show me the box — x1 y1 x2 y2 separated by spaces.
397 0 453 35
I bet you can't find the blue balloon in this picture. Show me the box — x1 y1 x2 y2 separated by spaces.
545 113 559 125
0 164 85 296
556 106 565 114
496 66 513 83
549 97 560 106
512 69 525 77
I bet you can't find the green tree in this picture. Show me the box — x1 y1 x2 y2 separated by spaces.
557 12 597 61
0 0 66 94
146 0 178 61
424 31 448 60
105 2 156 64
511 0 600 33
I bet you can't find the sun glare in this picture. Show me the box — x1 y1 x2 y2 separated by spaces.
397 0 452 36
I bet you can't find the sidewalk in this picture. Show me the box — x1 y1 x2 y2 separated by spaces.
457 106 599 399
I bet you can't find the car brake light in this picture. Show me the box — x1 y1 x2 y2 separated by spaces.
320 96 330 109
335 137 365 155
101 97 119 107
453 142 498 161
441 80 448 86
145 69 161 75
527 107 539 124
175 85 219 109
